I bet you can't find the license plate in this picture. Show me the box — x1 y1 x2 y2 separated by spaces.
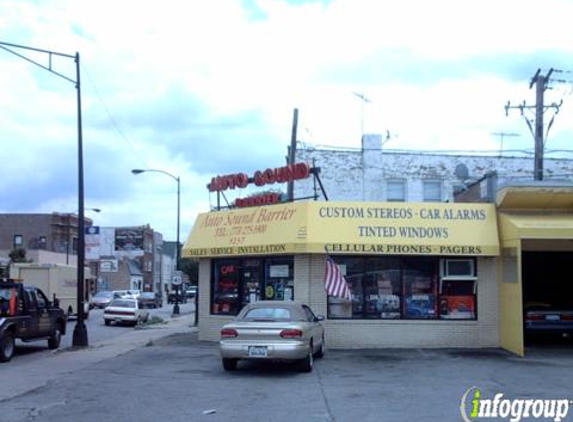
248 346 268 357
545 315 560 321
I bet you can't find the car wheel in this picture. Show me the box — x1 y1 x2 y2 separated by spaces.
0 332 15 363
48 327 62 350
222 358 238 371
104 319 111 326
299 342 314 373
314 335 325 358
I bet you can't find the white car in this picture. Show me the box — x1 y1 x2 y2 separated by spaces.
103 298 149 326
219 301 325 372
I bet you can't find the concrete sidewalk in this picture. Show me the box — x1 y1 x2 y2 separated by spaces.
0 312 197 402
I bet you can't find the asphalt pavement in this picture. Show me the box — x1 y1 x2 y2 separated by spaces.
0 302 197 402
1 309 573 422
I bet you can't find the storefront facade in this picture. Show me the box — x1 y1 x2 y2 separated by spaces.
183 201 501 349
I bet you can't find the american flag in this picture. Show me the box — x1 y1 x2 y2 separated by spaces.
324 256 352 300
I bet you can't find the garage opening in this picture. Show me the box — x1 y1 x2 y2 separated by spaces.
522 251 573 346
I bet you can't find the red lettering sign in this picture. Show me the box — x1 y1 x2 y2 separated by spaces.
208 163 311 192
235 193 282 208
220 265 236 274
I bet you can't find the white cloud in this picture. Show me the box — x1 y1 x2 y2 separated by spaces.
2 0 573 241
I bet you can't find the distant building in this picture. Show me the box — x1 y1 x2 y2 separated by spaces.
97 256 143 292
294 134 573 202
95 225 157 292
0 212 94 266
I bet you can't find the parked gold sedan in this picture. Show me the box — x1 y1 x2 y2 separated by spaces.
219 301 326 372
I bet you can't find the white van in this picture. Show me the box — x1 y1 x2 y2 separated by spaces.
10 263 92 318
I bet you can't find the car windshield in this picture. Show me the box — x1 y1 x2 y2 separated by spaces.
94 291 113 298
109 299 136 308
242 307 292 321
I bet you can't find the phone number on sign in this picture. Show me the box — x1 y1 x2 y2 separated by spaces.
214 224 268 238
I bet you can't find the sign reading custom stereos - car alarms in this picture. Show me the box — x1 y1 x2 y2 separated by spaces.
207 163 311 208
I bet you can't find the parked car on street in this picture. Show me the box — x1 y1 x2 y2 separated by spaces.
138 292 163 309
219 301 325 372
524 302 573 337
90 291 115 309
185 286 197 299
112 290 141 300
167 290 186 304
103 298 149 327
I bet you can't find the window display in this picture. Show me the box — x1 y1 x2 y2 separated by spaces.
211 257 294 316
327 256 477 321
403 260 438 319
212 261 241 315
439 279 476 320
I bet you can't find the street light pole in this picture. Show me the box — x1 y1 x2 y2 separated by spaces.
131 169 181 315
0 41 89 347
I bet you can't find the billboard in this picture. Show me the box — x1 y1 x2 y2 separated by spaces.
115 228 144 253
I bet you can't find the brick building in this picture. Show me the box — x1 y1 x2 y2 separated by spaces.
182 136 573 355
0 212 94 266
294 134 573 203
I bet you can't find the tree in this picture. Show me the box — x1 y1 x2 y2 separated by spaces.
1 248 31 279
9 247 29 263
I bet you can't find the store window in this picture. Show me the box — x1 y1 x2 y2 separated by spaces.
423 180 442 202
438 258 477 320
402 259 438 319
211 257 294 316
212 260 241 315
386 180 406 202
327 256 477 321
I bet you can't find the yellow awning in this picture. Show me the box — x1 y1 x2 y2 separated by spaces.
498 212 573 243
182 201 500 258
497 185 573 211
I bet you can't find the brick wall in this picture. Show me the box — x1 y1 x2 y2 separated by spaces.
295 145 573 203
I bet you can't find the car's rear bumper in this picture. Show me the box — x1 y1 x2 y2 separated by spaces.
220 340 309 360
103 314 137 323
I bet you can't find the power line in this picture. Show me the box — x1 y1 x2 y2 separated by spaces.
505 68 565 180
81 63 148 167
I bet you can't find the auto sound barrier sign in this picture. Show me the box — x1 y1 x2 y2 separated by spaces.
182 201 499 258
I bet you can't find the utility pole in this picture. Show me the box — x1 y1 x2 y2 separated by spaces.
287 108 298 202
505 68 562 181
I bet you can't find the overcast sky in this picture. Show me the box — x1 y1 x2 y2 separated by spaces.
1 0 573 243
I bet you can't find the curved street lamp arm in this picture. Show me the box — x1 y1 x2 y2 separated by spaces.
131 168 179 182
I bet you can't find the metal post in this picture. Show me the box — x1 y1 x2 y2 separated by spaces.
0 42 88 346
131 168 181 316
66 214 71 265
173 177 181 315
72 52 88 347
287 108 298 201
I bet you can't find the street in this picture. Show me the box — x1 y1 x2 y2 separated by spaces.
11 301 195 365
1 313 573 422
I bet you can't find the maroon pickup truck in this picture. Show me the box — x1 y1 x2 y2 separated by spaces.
0 279 67 362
